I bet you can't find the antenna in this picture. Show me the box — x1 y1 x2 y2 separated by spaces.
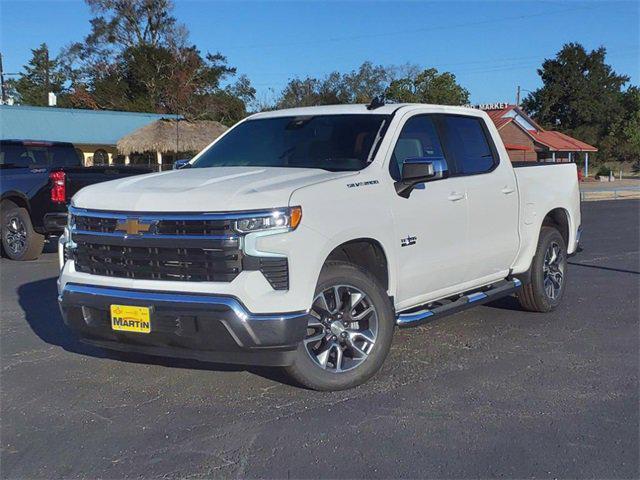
367 96 386 110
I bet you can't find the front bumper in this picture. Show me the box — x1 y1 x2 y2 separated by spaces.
58 283 310 366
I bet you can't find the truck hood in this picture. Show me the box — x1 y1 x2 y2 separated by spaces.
72 166 356 212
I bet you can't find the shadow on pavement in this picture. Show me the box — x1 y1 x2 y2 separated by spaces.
568 261 639 275
482 294 524 312
43 237 59 254
16 276 297 386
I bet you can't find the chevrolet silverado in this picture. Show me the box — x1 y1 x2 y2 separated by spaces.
57 103 582 390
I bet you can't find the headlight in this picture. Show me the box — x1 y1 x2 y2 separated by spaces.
234 207 302 233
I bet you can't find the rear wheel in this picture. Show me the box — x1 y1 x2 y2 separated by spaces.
1 201 44 261
284 261 394 391
517 226 568 312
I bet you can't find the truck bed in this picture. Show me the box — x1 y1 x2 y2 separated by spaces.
511 162 581 273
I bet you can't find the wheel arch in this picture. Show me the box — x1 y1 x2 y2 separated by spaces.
323 237 393 297
542 207 570 247
512 205 574 281
1 191 31 212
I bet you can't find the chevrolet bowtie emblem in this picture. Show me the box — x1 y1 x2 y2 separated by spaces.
115 218 154 235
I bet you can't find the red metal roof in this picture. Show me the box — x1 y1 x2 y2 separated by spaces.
504 143 533 152
530 130 597 152
484 106 515 130
483 104 598 152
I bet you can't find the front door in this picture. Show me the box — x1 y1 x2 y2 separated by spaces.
388 114 469 309
0 142 50 197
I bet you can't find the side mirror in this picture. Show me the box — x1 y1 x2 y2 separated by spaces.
173 159 191 170
395 158 436 198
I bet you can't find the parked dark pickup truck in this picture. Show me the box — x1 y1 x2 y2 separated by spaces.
1 140 152 260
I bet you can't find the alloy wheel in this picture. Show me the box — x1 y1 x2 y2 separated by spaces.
543 241 565 300
304 284 378 373
4 215 27 256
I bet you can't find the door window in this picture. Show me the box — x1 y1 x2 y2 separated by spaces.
0 144 36 167
389 115 447 180
49 145 82 167
438 115 497 175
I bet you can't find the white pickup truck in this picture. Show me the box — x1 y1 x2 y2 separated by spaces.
58 102 582 390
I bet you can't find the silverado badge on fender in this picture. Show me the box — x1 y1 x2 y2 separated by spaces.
401 235 417 247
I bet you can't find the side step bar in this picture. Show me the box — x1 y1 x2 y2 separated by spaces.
396 278 522 328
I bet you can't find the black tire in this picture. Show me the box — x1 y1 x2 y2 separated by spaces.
517 226 568 312
1 201 44 261
284 261 395 391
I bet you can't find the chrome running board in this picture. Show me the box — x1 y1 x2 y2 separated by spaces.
396 278 522 328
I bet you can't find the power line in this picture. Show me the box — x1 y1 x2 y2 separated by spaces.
246 50 640 91
223 4 609 51
244 48 640 84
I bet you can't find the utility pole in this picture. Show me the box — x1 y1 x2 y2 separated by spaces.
0 53 6 104
516 85 521 106
44 46 50 105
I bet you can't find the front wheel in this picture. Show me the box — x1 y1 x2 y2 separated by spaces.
517 226 568 312
284 261 395 391
1 201 44 261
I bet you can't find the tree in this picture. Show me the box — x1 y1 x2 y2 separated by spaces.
58 0 253 124
385 68 469 105
9 43 67 106
522 43 631 156
599 86 640 163
275 62 468 109
341 62 393 103
276 62 392 108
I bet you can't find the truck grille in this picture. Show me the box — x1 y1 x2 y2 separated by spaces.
74 242 242 282
74 215 232 236
69 208 289 289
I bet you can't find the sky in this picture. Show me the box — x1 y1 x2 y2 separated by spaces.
1 0 638 106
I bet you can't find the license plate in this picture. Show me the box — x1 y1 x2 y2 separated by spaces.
110 305 151 333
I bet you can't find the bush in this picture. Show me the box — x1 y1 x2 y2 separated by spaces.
596 165 612 177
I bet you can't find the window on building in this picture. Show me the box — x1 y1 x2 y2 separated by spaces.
93 149 109 165
438 115 497 175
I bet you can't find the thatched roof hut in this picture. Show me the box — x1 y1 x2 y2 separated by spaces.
117 118 228 156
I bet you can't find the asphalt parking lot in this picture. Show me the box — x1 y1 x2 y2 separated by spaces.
1 200 638 479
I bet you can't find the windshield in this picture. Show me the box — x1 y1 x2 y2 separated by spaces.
192 114 389 172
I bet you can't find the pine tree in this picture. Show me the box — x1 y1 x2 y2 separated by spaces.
10 43 66 106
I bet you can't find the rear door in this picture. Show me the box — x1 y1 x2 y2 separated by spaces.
436 115 519 283
388 113 469 307
0 142 49 198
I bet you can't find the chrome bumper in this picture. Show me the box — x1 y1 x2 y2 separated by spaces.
58 283 310 366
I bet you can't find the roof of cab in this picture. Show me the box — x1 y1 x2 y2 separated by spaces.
249 103 483 119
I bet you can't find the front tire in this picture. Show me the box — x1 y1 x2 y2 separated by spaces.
517 226 568 312
1 201 44 261
284 261 394 391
